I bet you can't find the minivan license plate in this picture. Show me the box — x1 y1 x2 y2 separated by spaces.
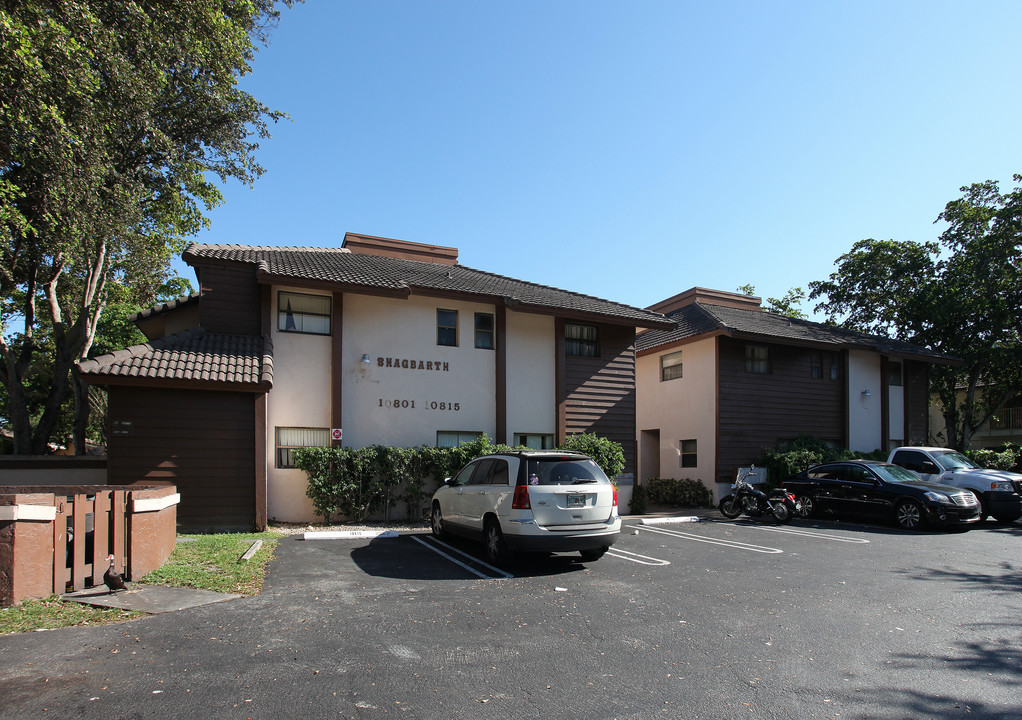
567 493 586 508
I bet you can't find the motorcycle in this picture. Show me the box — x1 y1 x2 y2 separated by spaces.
718 466 799 523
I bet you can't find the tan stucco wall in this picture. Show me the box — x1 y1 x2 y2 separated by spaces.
635 337 717 490
848 350 882 453
342 293 497 448
266 286 333 522
266 291 564 523
505 311 555 442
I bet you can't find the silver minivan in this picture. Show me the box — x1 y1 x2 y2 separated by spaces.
430 450 621 564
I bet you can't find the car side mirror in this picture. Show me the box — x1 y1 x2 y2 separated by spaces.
920 462 939 474
443 477 452 485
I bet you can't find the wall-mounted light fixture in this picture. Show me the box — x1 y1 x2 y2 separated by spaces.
861 389 871 398
361 353 371 364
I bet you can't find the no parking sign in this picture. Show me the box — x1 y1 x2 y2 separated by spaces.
331 428 342 442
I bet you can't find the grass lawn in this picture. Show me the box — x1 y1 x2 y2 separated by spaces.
0 531 281 636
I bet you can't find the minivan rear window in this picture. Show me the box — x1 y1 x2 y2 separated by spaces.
525 458 610 486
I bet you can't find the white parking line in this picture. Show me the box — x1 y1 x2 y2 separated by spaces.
737 524 871 544
411 535 514 579
606 548 671 566
635 524 784 554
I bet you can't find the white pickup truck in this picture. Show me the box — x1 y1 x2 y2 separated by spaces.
887 447 1022 522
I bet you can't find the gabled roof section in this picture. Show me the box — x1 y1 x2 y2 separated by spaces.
183 243 674 328
129 292 200 323
78 329 273 391
637 301 957 363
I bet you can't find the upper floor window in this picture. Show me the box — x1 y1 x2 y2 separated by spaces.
475 312 494 349
830 353 841 380
437 309 458 346
810 351 823 379
279 292 331 335
887 361 903 386
566 323 599 357
745 344 770 374
661 350 683 381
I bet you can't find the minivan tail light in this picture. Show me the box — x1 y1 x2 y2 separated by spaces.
512 484 531 509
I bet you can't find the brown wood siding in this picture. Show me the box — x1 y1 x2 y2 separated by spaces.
107 388 256 529
904 360 930 445
562 324 637 476
716 337 844 483
198 264 261 335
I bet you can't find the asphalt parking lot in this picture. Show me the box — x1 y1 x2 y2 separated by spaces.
2 515 1021 720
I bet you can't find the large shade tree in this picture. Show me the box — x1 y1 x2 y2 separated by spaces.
1 1 295 454
809 176 1022 450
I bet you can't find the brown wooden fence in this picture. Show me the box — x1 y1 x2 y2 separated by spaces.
0 484 178 607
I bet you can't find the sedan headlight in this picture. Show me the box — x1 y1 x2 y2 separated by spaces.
924 491 951 504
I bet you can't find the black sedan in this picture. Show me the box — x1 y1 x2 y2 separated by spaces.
783 460 981 530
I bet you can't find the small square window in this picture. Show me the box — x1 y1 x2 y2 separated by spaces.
680 439 697 468
745 345 770 374
661 350 683 381
437 309 458 347
566 323 599 357
275 427 330 468
475 313 494 349
279 292 331 335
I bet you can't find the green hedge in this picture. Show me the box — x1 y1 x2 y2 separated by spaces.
967 443 1021 472
644 477 712 508
293 432 625 523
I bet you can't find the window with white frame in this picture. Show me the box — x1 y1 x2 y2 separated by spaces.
475 312 494 349
680 439 697 468
810 351 823 379
437 309 458 347
436 431 482 448
275 427 330 468
661 350 683 381
278 292 331 335
514 433 555 450
888 361 903 386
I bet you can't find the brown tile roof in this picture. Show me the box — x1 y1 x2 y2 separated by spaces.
636 301 958 363
129 292 200 322
183 244 674 328
78 329 273 390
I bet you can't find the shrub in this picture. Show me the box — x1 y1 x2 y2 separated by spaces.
760 435 870 485
560 433 625 478
968 443 1021 472
628 483 648 515
645 477 712 507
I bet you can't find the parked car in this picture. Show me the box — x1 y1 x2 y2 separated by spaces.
783 460 981 530
430 450 620 564
887 446 1022 523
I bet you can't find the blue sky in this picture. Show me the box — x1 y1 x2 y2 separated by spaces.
189 1 1022 317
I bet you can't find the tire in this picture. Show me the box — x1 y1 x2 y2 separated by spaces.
796 495 815 518
484 519 512 566
719 495 742 519
430 502 447 539
895 500 926 530
771 501 791 524
580 547 608 562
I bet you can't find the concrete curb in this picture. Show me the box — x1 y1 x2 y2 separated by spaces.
635 516 702 525
302 530 400 540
